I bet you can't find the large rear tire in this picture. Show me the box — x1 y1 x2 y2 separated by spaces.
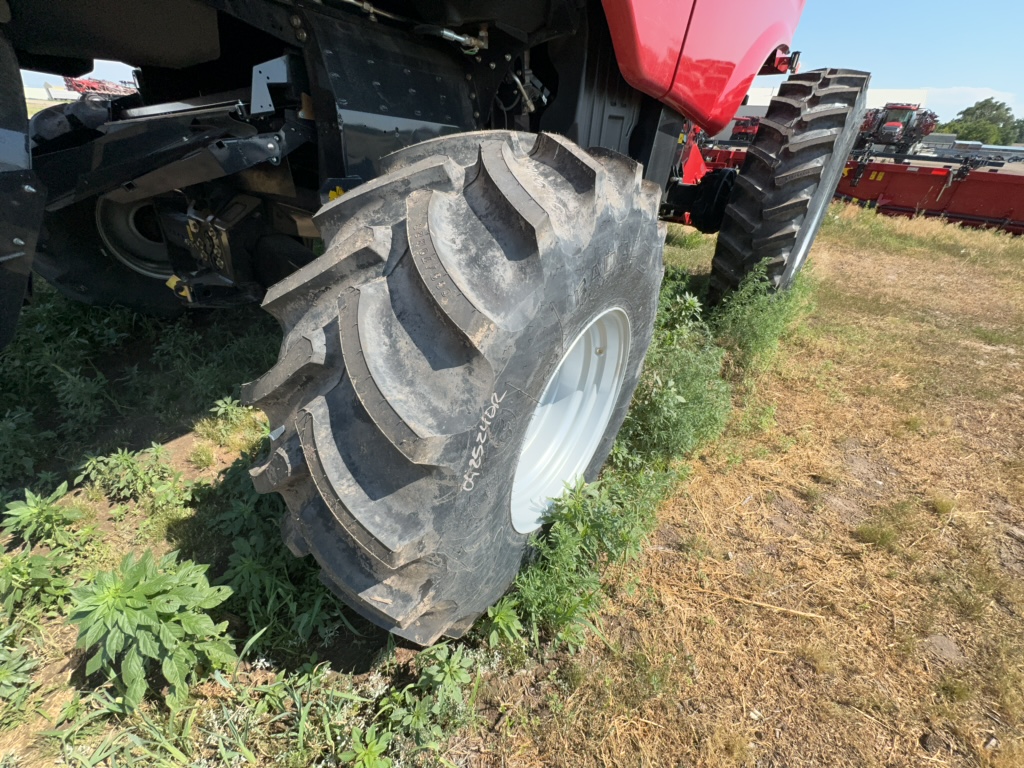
243 131 665 644
709 69 869 298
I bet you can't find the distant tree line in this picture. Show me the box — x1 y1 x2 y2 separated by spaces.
937 98 1024 145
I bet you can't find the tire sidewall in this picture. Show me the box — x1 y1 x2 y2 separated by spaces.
436 208 661 598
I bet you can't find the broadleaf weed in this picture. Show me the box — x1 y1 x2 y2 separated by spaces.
2 482 83 550
69 550 236 712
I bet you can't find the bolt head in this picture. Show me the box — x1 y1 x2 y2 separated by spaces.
295 29 308 42
22 184 36 194
289 14 302 27
12 238 25 247
489 62 496 69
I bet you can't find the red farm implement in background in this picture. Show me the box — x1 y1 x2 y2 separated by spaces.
730 116 760 142
835 157 1024 235
62 76 137 98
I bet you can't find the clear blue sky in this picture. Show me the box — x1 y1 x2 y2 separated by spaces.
766 0 1024 121
22 0 1024 123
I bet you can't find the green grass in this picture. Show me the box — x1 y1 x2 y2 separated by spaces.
662 228 716 273
0 224 816 764
508 262 811 652
0 283 277 500
852 500 919 554
819 202 1024 268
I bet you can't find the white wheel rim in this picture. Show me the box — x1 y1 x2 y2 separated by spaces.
510 307 631 534
95 196 174 280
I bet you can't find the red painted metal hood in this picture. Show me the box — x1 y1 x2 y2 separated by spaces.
603 0 806 134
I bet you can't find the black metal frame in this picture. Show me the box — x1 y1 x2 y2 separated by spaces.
2 0 674 340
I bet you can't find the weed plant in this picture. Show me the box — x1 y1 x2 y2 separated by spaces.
2 481 82 549
0 548 73 617
711 263 813 379
0 407 52 493
69 550 236 711
0 625 39 730
615 268 731 467
176 457 365 661
76 445 173 503
0 283 277 495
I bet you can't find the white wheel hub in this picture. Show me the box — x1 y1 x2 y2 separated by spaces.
510 307 631 534
95 196 174 280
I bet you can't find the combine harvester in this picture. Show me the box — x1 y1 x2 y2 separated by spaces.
856 102 939 154
667 118 1024 236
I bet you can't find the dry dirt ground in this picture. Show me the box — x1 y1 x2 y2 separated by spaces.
467 209 1024 767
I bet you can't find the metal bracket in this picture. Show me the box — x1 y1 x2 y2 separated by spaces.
103 118 314 204
251 55 305 116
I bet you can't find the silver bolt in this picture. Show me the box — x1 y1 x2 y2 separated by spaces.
466 73 472 81
295 29 308 42
473 111 480 118
595 347 605 356
22 184 36 194
504 54 512 61
12 238 25 246
289 15 302 28
267 142 276 150
489 62 496 69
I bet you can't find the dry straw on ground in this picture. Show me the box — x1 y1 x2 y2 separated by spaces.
472 208 1024 767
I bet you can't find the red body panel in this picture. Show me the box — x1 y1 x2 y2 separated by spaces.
603 0 805 135
601 0 696 100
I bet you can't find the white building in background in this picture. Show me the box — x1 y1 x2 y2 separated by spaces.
24 84 79 102
715 88 931 140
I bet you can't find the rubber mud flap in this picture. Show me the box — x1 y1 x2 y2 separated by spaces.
244 131 666 644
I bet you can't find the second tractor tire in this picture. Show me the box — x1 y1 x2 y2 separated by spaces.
243 131 665 644
710 68 870 298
